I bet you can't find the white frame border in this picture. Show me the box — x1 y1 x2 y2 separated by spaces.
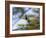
10 4 43 34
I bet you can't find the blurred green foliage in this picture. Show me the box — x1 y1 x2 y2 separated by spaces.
18 17 40 30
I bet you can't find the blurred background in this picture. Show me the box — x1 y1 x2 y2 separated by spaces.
12 7 40 31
